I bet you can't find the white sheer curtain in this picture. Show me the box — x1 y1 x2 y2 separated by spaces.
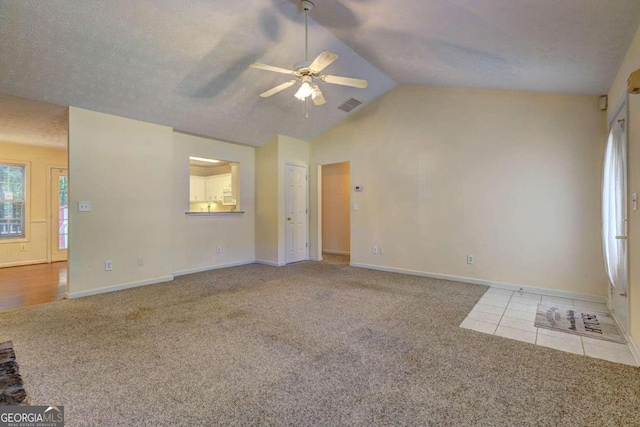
602 121 628 294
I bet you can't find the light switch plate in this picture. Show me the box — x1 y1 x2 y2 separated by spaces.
78 201 91 212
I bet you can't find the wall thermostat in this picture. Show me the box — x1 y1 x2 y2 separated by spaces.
355 185 364 192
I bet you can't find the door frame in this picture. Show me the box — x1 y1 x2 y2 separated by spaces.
606 99 630 332
317 162 352 259
316 161 352 262
47 165 68 263
284 162 309 264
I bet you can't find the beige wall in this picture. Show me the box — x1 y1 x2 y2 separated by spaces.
255 136 279 264
68 107 174 296
255 135 309 265
310 85 608 297
0 142 67 267
608 24 640 348
68 109 256 295
172 132 255 274
322 162 350 254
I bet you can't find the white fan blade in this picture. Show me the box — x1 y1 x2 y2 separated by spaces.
322 75 368 89
309 51 338 73
312 85 326 106
250 63 295 75
260 80 296 98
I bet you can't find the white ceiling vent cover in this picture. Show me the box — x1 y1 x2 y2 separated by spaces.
338 98 363 112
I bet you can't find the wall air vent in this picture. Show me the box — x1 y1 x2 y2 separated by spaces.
337 98 362 113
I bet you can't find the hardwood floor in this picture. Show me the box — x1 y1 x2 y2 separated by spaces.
0 262 67 311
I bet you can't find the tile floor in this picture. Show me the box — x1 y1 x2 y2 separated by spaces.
460 288 638 367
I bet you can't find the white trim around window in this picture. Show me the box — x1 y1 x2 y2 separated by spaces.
0 159 30 243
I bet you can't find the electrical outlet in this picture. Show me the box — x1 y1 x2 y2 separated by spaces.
379 247 384 254
372 246 378 254
216 246 222 253
467 254 475 265
19 244 26 252
137 257 144 266
105 260 113 271
78 201 91 212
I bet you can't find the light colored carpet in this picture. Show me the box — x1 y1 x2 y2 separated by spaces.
1 255 639 426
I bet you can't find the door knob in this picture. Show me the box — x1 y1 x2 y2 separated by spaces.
287 217 292 221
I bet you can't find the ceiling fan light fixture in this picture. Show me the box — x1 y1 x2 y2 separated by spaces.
294 81 313 100
189 156 220 163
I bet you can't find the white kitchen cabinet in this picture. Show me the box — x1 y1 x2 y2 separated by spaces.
192 173 232 203
189 176 206 202
221 174 232 193
207 174 232 201
205 176 222 201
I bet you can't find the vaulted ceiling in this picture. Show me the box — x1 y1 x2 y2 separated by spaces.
0 0 639 147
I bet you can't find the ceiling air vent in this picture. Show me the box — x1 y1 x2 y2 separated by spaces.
337 98 362 113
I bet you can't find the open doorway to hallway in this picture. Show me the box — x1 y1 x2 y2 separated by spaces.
0 94 69 310
321 162 350 265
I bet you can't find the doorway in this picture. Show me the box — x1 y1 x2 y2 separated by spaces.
321 162 351 264
0 97 68 311
603 104 629 331
50 168 68 262
285 163 308 264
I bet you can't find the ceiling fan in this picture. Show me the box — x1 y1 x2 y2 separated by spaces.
249 0 368 106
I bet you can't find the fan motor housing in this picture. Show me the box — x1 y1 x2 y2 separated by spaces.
294 61 317 78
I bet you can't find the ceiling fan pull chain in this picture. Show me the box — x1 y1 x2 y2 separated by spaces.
304 7 308 62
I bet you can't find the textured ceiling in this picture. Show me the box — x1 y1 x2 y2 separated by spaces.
0 94 68 149
307 0 640 95
0 0 395 147
0 1 638 147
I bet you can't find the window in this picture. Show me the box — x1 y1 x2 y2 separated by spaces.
188 156 240 212
0 163 26 239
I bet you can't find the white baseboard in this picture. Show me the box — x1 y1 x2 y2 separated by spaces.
610 310 640 367
67 275 174 299
255 259 286 267
322 250 350 255
309 256 323 261
627 334 640 367
173 259 256 276
349 262 607 303
0 259 49 269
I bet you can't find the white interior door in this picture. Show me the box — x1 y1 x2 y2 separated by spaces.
603 107 629 331
50 168 68 262
285 164 308 264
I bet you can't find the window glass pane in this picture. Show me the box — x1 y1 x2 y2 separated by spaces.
58 176 68 249
59 176 68 205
